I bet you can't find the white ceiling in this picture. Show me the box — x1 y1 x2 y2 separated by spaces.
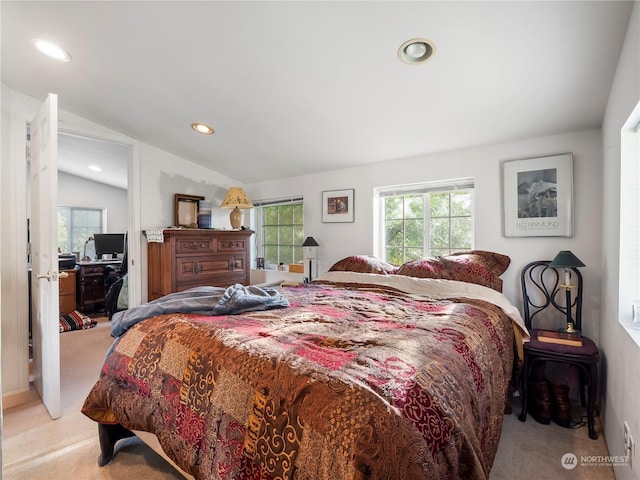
58 133 129 189
2 1 634 185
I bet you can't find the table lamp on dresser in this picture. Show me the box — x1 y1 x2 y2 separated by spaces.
221 187 253 229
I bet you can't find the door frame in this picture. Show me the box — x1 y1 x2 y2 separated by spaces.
57 121 142 311
2 110 141 403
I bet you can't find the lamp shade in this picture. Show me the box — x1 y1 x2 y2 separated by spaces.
549 250 585 268
220 187 253 209
221 187 253 229
302 236 319 247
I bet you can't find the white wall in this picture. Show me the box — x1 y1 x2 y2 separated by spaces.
601 3 640 479
248 128 604 341
58 172 128 234
137 142 244 302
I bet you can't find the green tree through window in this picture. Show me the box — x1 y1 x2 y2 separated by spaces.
380 185 473 265
260 202 304 266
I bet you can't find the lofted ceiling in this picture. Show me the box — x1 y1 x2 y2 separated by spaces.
58 133 129 189
2 1 634 185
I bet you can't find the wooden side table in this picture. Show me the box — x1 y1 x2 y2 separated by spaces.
59 269 76 315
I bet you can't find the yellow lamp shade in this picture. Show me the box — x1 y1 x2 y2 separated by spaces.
221 187 253 229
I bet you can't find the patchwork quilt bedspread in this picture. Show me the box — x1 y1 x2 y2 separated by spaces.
82 278 519 480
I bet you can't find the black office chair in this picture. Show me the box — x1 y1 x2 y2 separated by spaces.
518 260 600 439
103 233 128 288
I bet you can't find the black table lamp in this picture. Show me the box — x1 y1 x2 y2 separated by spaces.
302 236 319 281
549 250 585 334
81 236 94 262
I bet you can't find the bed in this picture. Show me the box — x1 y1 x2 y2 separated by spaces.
82 251 528 480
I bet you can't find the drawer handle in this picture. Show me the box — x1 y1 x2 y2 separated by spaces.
194 263 201 274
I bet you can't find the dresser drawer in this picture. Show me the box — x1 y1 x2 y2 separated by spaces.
79 285 105 302
175 237 216 255
176 255 246 283
79 265 106 276
216 237 249 253
80 275 105 288
176 274 246 291
59 294 75 315
59 271 76 295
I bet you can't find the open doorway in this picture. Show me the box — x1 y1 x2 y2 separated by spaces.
27 129 131 411
57 130 130 312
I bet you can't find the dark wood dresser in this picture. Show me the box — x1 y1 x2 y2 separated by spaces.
147 229 253 301
76 260 122 313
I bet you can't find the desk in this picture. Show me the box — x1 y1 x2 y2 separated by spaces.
76 260 122 313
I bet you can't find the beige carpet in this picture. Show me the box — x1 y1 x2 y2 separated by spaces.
2 317 615 480
2 318 183 480
493 398 615 479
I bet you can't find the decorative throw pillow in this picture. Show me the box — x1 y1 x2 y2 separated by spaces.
328 255 399 275
396 250 510 292
447 250 511 277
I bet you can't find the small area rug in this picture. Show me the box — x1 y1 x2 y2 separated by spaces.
59 310 97 333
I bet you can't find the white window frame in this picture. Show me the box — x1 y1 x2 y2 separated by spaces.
619 101 640 347
57 205 105 255
252 196 304 269
374 179 474 263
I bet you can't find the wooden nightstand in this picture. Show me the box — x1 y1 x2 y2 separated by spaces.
59 269 76 315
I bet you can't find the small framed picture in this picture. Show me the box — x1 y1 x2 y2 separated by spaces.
174 193 204 228
322 189 354 223
502 153 573 237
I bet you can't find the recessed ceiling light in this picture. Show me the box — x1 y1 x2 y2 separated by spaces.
32 38 71 62
191 123 215 135
88 165 102 172
398 38 434 65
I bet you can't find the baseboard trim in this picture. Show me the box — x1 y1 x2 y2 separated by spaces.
3 386 39 411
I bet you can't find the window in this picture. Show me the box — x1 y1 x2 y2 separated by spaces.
376 180 474 265
254 198 304 267
57 206 103 254
619 101 640 346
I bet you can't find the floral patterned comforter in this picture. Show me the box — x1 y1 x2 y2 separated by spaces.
82 279 518 480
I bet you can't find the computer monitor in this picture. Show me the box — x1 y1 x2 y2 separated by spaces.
94 233 125 259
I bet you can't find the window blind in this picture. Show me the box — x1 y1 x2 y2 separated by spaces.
376 178 474 197
252 196 303 207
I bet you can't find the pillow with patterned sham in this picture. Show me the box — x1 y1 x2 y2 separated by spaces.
396 250 510 292
328 255 399 275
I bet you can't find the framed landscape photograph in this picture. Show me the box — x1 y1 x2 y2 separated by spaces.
322 189 354 223
502 153 574 237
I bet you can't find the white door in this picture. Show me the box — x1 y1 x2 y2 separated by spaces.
30 94 61 419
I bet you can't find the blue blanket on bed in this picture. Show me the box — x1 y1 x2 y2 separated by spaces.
111 284 289 337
